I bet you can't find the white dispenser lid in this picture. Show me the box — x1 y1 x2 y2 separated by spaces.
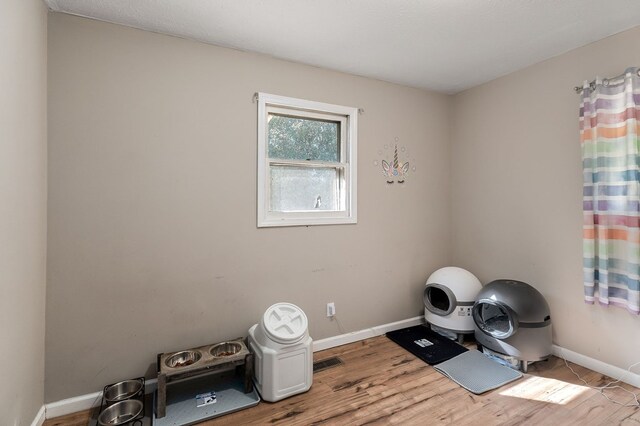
262 303 308 345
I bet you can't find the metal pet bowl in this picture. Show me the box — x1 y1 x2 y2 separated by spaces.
103 379 143 403
210 342 242 358
164 350 202 368
98 399 143 426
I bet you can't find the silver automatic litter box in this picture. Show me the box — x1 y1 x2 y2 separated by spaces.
473 279 552 372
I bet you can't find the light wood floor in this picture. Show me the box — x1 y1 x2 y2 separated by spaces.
45 336 640 425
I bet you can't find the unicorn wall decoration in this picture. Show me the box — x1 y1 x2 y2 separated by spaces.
381 144 410 184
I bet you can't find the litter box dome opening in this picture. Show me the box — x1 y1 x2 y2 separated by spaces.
424 284 456 316
472 299 518 339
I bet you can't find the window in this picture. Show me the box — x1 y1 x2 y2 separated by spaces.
257 93 357 227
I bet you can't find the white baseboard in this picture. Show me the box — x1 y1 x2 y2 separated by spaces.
30 405 45 426
312 315 425 352
552 344 640 388
44 316 639 420
45 390 103 419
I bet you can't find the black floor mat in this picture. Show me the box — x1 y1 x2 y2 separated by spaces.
386 325 468 365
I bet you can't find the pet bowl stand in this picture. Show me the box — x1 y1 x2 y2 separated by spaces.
156 337 254 419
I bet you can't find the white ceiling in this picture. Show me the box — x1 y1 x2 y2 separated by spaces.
45 0 640 93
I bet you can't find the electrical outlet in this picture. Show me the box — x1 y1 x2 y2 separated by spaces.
327 302 336 317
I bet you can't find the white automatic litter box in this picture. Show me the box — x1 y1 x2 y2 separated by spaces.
423 267 483 343
247 302 313 402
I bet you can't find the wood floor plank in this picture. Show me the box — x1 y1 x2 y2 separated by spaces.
44 335 640 426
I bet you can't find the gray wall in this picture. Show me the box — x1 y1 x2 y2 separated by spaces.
451 26 640 371
0 0 48 422
46 14 452 401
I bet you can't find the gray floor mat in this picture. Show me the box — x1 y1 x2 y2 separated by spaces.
433 349 523 394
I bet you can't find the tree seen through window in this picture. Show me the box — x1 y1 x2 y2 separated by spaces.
267 115 339 162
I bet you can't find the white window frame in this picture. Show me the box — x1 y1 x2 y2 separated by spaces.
257 92 358 227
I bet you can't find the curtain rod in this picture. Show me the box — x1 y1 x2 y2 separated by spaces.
574 68 640 94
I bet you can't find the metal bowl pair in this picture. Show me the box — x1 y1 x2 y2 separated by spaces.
163 343 243 369
97 399 143 426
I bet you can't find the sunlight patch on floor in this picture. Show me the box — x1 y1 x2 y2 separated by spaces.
498 376 591 405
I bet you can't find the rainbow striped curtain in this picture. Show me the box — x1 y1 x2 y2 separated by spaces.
581 67 640 314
